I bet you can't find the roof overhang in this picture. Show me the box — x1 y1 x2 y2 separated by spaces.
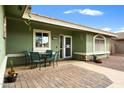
17 5 116 37
22 12 117 37
5 5 27 17
4 5 117 37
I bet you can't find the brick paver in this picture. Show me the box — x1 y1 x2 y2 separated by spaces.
90 54 124 72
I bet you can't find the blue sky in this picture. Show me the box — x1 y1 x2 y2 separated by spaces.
32 5 124 32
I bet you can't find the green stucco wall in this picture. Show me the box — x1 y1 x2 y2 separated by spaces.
86 32 110 59
7 18 74 65
106 37 110 51
7 19 73 54
32 22 73 52
7 17 111 65
7 19 33 54
72 31 86 53
86 32 110 53
86 32 94 53
0 6 6 64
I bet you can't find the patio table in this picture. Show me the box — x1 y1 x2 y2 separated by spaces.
40 52 51 67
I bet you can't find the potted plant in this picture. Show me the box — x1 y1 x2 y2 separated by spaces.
95 59 102 63
93 55 102 63
6 60 18 83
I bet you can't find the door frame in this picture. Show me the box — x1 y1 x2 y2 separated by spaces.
59 35 72 59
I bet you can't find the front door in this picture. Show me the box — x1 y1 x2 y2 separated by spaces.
60 35 72 59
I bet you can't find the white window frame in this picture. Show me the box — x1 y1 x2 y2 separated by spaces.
33 29 51 52
93 34 106 54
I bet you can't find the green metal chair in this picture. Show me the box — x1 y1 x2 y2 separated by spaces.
30 52 44 69
23 51 31 66
47 51 59 68
46 50 53 57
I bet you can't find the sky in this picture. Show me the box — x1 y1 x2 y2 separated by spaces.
32 5 124 32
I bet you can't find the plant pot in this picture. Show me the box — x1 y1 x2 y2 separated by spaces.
5 73 18 83
95 59 102 63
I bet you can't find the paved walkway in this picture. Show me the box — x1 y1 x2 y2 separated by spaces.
71 61 124 88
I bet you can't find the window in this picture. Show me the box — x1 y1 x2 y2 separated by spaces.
94 35 106 53
33 29 51 52
36 33 49 48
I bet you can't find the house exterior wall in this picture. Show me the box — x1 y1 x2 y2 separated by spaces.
106 37 110 51
110 39 116 54
7 19 33 54
111 32 124 54
7 18 75 65
32 22 73 52
7 19 74 54
115 40 124 54
86 32 110 53
72 31 86 60
86 32 94 53
86 32 110 60
116 32 124 39
6 18 111 65
72 31 86 53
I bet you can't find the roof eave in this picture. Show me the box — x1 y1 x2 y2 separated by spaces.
22 12 117 37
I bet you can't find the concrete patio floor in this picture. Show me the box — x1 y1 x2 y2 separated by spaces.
3 59 124 88
72 61 124 88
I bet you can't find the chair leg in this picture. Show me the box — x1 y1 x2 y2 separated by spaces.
53 61 55 68
31 63 33 69
56 61 58 66
49 61 51 66
25 59 27 66
36 63 37 67
39 62 42 70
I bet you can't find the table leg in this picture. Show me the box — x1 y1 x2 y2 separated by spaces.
44 57 47 67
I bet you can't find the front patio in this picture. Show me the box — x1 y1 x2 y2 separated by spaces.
3 61 112 88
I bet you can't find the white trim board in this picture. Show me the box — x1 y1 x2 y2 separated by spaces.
0 56 8 88
7 54 25 57
74 51 110 56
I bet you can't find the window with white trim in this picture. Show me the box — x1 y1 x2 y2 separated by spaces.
95 35 105 52
35 32 49 48
33 29 51 52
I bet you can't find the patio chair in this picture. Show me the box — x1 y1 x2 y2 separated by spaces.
46 50 53 57
23 51 31 66
30 52 44 69
47 51 60 68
